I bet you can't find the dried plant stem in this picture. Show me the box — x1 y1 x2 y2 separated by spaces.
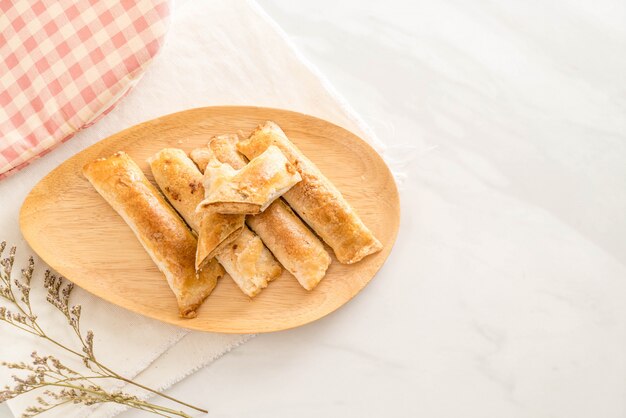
0 242 207 417
19 324 205 414
47 383 189 417
31 399 73 415
98 369 204 413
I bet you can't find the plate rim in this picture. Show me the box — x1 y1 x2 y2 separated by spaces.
19 105 401 333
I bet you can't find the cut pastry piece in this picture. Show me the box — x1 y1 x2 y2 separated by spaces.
189 147 212 172
147 148 244 270
247 200 331 290
196 134 331 290
217 226 282 297
82 151 223 318
197 145 301 215
206 134 248 168
150 148 281 297
238 121 383 264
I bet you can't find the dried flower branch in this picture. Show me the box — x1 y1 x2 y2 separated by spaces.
0 242 207 417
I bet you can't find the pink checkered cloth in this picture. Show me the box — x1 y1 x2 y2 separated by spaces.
0 0 170 179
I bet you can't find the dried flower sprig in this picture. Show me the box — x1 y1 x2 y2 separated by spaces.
0 242 207 417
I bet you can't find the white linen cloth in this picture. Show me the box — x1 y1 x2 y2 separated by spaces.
0 0 396 416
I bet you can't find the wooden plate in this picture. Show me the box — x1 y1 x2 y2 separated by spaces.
19 107 400 333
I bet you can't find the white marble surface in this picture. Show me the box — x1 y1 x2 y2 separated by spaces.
123 1 626 417
124 1 625 417
4 1 626 417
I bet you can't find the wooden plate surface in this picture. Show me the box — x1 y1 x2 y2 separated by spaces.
20 107 400 333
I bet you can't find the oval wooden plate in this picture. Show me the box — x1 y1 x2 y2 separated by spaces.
19 107 399 333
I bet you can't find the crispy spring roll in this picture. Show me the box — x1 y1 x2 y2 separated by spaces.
147 149 244 270
217 227 282 297
246 201 330 290
82 151 223 318
238 122 383 264
197 145 301 215
149 148 281 297
193 135 331 290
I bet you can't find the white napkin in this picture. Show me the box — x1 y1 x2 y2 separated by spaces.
1 0 393 416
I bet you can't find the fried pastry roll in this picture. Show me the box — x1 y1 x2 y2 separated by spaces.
238 121 382 264
147 148 244 270
148 149 281 297
197 145 301 215
194 135 331 290
82 151 223 318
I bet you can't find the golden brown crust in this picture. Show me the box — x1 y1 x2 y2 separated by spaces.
238 122 383 264
208 134 247 169
147 148 244 271
159 148 281 298
82 151 223 318
190 147 211 172
206 135 331 290
147 149 204 229
195 212 243 270
216 226 282 297
247 200 331 290
198 145 301 215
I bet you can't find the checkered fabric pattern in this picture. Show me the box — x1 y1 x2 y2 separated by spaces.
0 0 170 179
